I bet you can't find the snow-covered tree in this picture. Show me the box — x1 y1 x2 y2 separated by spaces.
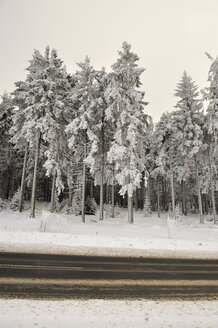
105 41 149 223
203 54 218 223
11 48 50 217
12 47 73 217
10 188 23 211
0 93 15 199
41 48 73 213
0 198 5 211
85 68 115 220
174 71 205 223
66 57 97 223
85 196 96 215
154 112 178 217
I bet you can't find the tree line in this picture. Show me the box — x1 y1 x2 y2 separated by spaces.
0 42 217 223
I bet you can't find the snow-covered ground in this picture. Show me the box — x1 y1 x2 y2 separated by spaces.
1 204 218 327
0 203 218 258
0 299 218 328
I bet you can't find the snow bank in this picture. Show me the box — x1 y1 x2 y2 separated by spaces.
0 207 218 258
0 299 218 328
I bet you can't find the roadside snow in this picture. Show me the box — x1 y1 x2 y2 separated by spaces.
0 205 218 257
0 299 218 328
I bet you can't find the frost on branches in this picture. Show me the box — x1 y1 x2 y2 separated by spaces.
105 41 149 223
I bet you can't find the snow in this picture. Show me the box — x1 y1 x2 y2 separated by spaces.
0 204 218 258
0 299 218 328
1 205 218 327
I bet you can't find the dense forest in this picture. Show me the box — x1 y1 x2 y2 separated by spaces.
0 42 217 224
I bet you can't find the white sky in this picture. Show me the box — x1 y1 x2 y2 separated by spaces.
0 0 218 122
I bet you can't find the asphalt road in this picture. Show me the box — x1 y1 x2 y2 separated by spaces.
0 252 218 299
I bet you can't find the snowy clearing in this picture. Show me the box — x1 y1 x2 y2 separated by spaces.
0 204 218 258
0 298 218 328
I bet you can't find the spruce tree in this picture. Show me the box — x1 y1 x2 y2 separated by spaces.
0 93 15 199
203 55 218 223
174 71 205 223
105 41 149 224
12 47 71 218
66 57 97 223
154 112 178 217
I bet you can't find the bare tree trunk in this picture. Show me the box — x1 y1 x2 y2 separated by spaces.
135 189 138 211
99 115 105 221
140 172 145 210
19 146 28 213
90 177 94 199
81 143 86 223
195 157 203 224
208 147 217 224
50 170 56 213
169 151 175 217
111 174 115 218
30 132 41 218
67 169 73 207
157 176 160 218
106 183 109 204
128 195 133 224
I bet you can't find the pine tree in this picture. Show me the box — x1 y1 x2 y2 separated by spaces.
85 196 96 215
12 48 51 217
105 41 149 224
154 112 178 217
203 55 218 223
0 93 16 199
66 57 97 223
12 47 72 218
10 188 23 211
41 49 73 212
0 198 5 211
85 68 113 221
174 71 205 223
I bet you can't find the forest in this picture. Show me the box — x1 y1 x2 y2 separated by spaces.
0 42 217 224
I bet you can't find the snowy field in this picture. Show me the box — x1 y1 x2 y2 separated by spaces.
0 203 218 258
1 204 218 327
0 299 218 328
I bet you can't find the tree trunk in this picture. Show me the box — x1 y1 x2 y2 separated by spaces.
208 147 217 224
157 176 160 218
50 170 56 213
140 172 145 210
90 177 94 199
106 183 109 204
30 132 41 218
128 195 133 224
67 169 73 207
169 151 175 217
19 146 28 213
99 114 105 221
135 189 138 211
111 175 115 218
81 143 87 223
195 157 203 224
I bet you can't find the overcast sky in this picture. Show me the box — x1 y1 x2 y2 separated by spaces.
0 0 218 122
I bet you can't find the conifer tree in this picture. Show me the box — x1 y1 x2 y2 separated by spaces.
174 71 205 223
154 112 178 217
105 41 149 224
41 49 72 212
0 93 15 199
203 55 218 223
12 47 71 218
66 57 97 223
85 68 114 220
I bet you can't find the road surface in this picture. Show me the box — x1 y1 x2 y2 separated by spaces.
0 252 218 299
